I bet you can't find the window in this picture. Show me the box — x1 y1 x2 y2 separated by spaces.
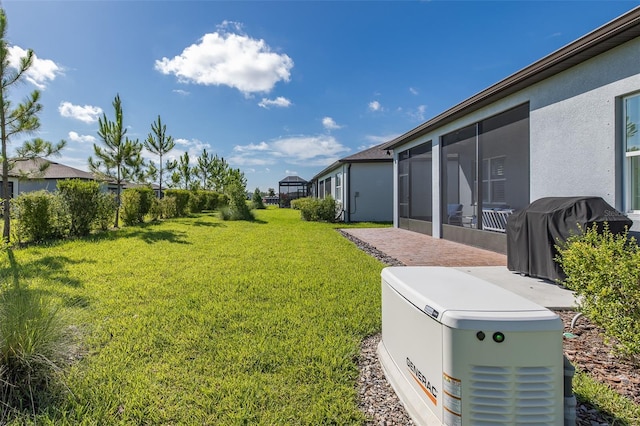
442 103 529 229
335 173 342 202
624 94 640 212
398 142 432 220
482 156 506 204
0 182 13 199
324 177 331 198
319 180 325 198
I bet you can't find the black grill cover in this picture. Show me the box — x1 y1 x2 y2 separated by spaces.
506 196 632 282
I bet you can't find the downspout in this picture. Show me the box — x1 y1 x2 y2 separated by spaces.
347 163 352 223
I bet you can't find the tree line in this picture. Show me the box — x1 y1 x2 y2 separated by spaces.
0 8 247 241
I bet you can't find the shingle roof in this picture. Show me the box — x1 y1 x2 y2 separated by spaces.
340 142 393 162
311 142 392 181
9 157 95 180
383 6 640 150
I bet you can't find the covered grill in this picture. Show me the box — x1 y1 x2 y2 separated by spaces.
506 196 632 282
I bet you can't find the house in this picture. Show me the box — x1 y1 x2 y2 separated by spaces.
1 157 95 199
1 157 160 199
310 142 393 222
382 7 640 254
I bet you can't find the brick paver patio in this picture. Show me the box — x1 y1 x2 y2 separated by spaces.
341 227 507 267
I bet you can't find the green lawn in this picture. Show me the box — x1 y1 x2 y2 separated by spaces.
1 208 389 425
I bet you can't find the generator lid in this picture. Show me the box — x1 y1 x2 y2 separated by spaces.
382 266 561 331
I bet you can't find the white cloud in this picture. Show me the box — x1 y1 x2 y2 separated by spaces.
228 156 272 167
365 133 401 144
258 96 292 109
154 24 294 95
368 100 383 112
322 116 342 131
8 45 63 89
285 169 298 176
233 142 269 153
173 89 190 96
271 135 349 163
59 102 103 123
164 138 212 163
230 134 350 168
409 87 419 95
68 131 96 143
408 105 427 121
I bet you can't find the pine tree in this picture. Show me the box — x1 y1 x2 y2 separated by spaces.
144 115 176 197
89 94 143 228
0 9 43 242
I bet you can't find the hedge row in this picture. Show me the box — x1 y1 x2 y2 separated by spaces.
10 180 229 243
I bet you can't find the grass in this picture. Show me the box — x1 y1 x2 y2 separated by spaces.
573 370 640 425
2 207 639 424
0 207 389 424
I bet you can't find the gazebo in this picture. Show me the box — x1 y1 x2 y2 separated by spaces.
279 176 309 207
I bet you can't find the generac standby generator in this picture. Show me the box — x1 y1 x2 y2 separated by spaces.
378 266 564 426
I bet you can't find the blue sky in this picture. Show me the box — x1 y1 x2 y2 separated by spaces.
3 1 639 192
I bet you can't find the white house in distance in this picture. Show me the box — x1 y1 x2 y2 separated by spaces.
382 7 640 253
311 142 393 222
1 157 95 199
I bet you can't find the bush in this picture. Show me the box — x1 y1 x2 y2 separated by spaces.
160 196 178 219
120 190 143 226
291 196 337 222
129 187 155 218
94 191 117 231
220 180 253 221
58 179 101 237
0 281 67 415
188 191 205 214
164 189 191 217
12 191 68 242
556 223 640 361
251 188 265 210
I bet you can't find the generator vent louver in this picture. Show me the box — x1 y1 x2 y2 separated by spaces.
469 364 557 425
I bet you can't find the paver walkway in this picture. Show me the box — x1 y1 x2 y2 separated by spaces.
341 227 507 267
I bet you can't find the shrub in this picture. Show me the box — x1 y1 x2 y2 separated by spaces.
188 191 205 214
94 191 117 231
220 180 254 221
120 190 142 226
556 223 640 361
58 179 101 237
0 280 67 415
291 196 337 222
12 191 68 242
164 189 190 217
160 196 178 219
129 187 155 218
251 188 265 210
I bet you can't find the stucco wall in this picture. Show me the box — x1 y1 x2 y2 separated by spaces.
349 162 393 222
528 37 640 210
392 36 640 236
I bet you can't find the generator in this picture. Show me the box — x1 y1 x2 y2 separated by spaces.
378 266 564 425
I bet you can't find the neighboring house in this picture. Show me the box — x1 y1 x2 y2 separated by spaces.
382 7 640 254
2 157 95 199
311 142 393 222
2 157 160 199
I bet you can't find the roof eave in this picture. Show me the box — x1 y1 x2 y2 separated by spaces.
383 7 640 150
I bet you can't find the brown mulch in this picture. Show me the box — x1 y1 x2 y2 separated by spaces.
558 310 640 423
